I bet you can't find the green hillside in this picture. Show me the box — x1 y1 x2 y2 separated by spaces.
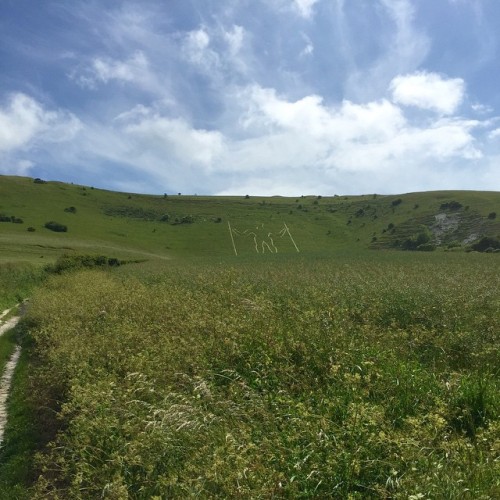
0 175 499 263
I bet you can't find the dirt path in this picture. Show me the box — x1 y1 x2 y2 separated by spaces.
0 307 22 444
0 316 21 336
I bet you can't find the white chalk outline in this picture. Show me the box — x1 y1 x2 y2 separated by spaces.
228 222 300 255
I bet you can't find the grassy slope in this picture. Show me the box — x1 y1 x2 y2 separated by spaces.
0 175 499 263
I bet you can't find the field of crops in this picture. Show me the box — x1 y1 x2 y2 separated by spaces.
10 251 497 498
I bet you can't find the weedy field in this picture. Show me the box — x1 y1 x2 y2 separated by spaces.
3 251 496 498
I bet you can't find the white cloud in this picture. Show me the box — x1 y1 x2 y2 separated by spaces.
234 85 480 175
488 128 500 140
293 0 320 18
390 72 465 114
92 51 148 84
472 103 493 115
299 33 314 57
182 28 219 71
265 0 320 19
0 93 80 153
55 82 486 195
223 25 244 56
123 115 224 170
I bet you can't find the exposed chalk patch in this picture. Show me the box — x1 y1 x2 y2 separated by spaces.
0 346 21 444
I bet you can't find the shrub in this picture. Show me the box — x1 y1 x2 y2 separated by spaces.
46 254 123 274
487 212 496 220
181 215 194 224
471 236 500 252
440 201 463 211
64 206 77 214
44 221 68 233
416 243 436 252
0 215 23 223
27 227 36 232
391 198 402 207
401 226 433 251
33 178 47 184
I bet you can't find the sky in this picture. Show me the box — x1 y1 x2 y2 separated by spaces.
1 0 500 196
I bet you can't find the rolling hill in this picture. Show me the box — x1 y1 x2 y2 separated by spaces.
0 175 499 263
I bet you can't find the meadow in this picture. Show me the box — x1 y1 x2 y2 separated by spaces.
9 251 498 498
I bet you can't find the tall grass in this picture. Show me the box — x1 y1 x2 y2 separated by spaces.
0 262 43 310
22 253 500 498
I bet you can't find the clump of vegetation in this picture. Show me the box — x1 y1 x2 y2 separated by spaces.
488 212 496 219
103 206 159 221
172 215 195 225
46 254 122 274
0 215 24 224
44 221 67 232
471 236 500 253
64 206 77 214
401 225 435 251
33 178 47 184
440 201 463 211
391 198 402 207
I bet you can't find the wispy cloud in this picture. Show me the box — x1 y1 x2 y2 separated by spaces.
346 0 430 101
71 51 154 90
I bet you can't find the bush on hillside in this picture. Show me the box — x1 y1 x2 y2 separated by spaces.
401 226 433 251
440 201 463 211
46 254 123 274
471 236 500 253
45 221 68 233
0 215 24 223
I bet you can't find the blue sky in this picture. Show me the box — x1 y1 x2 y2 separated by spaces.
1 0 500 195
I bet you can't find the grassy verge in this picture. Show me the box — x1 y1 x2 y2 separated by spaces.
0 326 36 499
0 263 44 311
0 327 18 376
